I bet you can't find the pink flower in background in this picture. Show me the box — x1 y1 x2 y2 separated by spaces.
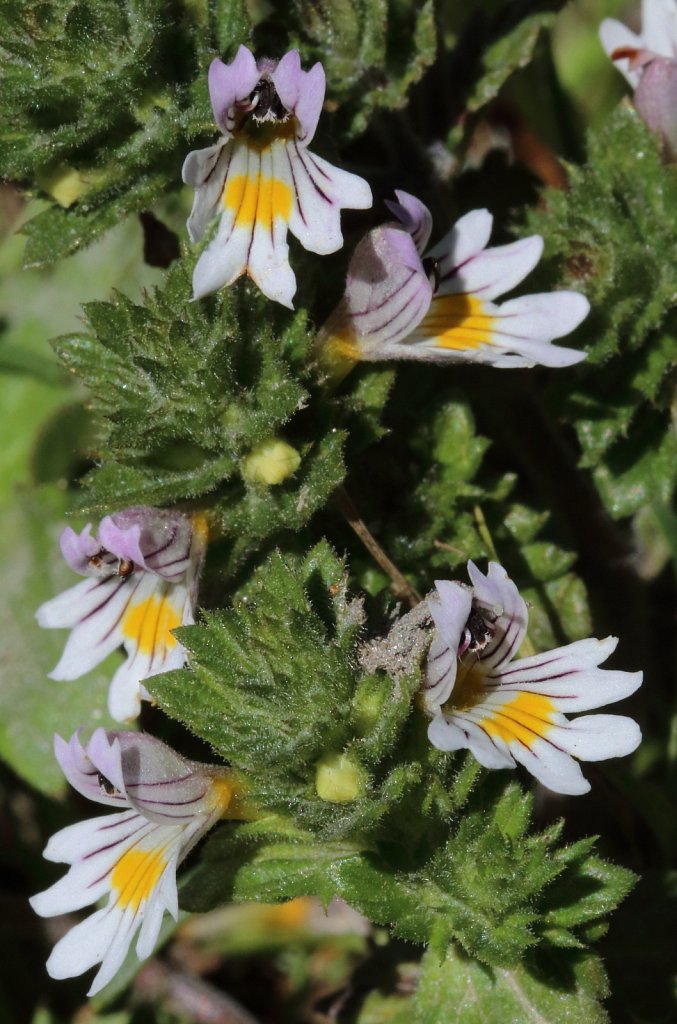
600 0 677 158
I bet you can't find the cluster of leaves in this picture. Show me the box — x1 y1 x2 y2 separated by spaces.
0 0 252 265
148 543 633 1013
527 106 677 522
53 260 345 567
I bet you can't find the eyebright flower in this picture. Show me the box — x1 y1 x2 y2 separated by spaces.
424 562 642 795
600 0 677 159
182 45 372 308
30 729 248 995
315 190 589 381
36 507 207 722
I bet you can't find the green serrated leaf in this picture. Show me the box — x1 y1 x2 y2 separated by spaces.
413 943 609 1024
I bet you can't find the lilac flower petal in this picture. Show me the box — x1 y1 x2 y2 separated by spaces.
640 0 677 58
102 507 193 581
634 56 677 158
116 733 215 824
87 729 126 793
183 141 231 243
98 517 145 568
271 50 326 146
53 732 127 808
320 223 432 361
385 190 433 254
60 524 99 575
209 48 259 136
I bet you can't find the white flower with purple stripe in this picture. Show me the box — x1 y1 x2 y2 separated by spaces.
600 0 677 159
30 729 246 995
315 190 589 379
36 507 207 722
182 45 372 308
424 562 642 796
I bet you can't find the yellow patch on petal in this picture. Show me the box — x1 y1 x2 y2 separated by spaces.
111 847 167 910
420 294 496 351
224 172 292 232
481 693 555 749
122 594 182 656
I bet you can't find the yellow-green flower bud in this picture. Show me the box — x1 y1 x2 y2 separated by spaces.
315 752 367 803
242 440 301 486
36 164 92 209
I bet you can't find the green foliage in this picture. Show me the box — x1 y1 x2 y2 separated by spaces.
527 105 677 519
464 12 557 116
53 262 345 561
288 0 436 137
0 0 250 265
148 542 412 834
413 943 610 1024
0 487 119 796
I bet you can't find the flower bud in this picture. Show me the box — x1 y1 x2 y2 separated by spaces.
242 439 301 486
315 752 367 802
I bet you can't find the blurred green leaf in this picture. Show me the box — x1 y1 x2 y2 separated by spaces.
0 486 120 796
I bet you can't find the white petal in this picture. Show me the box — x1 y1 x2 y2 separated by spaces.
88 904 142 996
489 290 590 344
641 0 677 58
183 142 230 243
41 810 140 865
428 208 494 274
45 904 125 982
433 712 516 770
439 235 544 301
191 141 253 300
599 19 643 86
509 736 591 795
550 714 642 761
286 144 371 255
37 576 121 630
490 637 643 712
135 891 169 961
46 576 145 681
